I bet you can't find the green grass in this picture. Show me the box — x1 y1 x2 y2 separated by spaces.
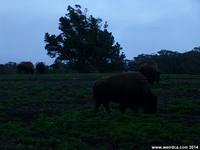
0 73 200 149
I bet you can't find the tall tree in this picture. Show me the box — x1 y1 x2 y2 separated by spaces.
44 5 125 72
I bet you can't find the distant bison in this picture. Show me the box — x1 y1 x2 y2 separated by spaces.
36 62 46 74
139 61 160 84
93 72 157 113
17 61 34 74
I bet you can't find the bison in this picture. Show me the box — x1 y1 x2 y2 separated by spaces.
139 61 160 84
93 72 157 113
17 61 34 74
36 62 46 74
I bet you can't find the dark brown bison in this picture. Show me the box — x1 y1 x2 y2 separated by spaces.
17 61 34 74
36 62 46 74
93 72 157 113
139 62 160 84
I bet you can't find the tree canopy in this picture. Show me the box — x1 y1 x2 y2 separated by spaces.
127 48 200 74
44 5 125 72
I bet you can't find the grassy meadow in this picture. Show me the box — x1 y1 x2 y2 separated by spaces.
0 73 200 149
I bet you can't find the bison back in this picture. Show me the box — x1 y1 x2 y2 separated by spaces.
93 72 150 103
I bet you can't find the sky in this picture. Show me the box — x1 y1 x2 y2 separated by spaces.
1 0 200 64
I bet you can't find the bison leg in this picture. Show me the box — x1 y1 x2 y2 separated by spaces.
119 104 127 113
143 97 157 113
94 100 101 113
103 102 111 113
130 105 138 112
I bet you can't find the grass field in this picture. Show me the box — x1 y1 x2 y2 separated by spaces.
0 73 200 149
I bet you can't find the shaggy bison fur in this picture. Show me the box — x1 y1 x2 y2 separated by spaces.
139 62 160 84
93 72 157 113
36 62 46 74
17 61 34 74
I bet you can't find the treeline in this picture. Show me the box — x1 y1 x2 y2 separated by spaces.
127 47 200 74
0 62 66 74
0 61 90 74
1 47 200 74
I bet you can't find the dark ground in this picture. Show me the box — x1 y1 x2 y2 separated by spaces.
0 74 199 149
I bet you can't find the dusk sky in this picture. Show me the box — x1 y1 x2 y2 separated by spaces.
1 0 200 64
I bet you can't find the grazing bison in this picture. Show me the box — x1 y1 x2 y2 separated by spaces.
17 61 34 74
93 72 157 113
139 61 160 84
36 62 46 74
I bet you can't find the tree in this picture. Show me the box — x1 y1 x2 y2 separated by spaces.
0 62 17 74
157 49 180 56
44 5 125 72
127 48 200 74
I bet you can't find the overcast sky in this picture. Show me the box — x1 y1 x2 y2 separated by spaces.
1 0 200 64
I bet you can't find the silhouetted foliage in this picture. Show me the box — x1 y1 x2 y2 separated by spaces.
0 64 5 74
44 4 125 72
127 47 200 74
36 62 46 74
17 61 34 74
48 59 71 73
0 62 17 74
